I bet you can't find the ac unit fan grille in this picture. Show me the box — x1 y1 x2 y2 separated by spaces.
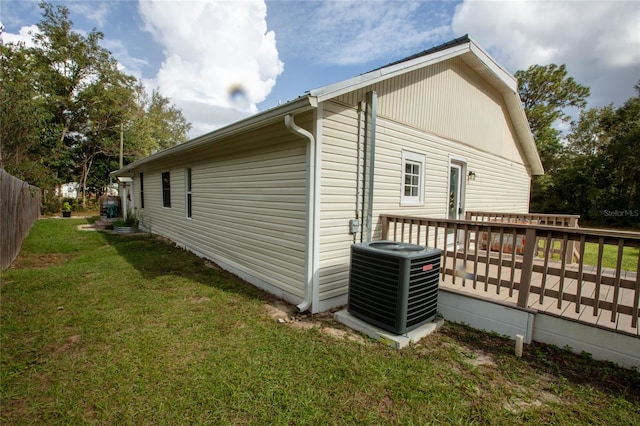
349 250 402 331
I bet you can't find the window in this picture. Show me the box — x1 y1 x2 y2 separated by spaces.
162 171 171 208
139 172 145 208
401 151 425 205
185 168 192 218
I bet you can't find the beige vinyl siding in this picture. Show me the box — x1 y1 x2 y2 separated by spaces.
318 95 532 304
318 102 361 300
132 119 310 300
335 56 524 167
370 114 531 229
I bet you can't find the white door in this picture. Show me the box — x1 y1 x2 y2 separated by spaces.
448 163 463 221
447 162 466 255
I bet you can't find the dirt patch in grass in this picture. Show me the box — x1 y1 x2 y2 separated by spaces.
45 334 84 358
264 302 368 342
440 321 640 404
10 252 73 269
504 385 562 414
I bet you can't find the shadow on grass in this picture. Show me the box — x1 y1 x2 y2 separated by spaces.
101 230 277 304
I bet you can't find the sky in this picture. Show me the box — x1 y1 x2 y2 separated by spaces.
2 0 639 139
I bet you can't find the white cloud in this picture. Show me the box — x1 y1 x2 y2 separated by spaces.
102 38 149 80
0 24 39 47
452 0 640 108
270 1 451 66
68 2 111 27
139 0 284 137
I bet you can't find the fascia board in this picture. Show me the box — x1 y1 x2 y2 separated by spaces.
468 41 518 93
505 92 544 175
310 44 470 103
111 96 316 176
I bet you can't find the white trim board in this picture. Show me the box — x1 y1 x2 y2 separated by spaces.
533 314 640 370
437 288 640 369
438 289 535 343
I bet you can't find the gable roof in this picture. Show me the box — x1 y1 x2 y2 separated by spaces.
365 34 473 74
113 36 543 176
309 35 542 175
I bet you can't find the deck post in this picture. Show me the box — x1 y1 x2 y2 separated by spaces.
381 215 389 240
567 216 579 265
517 227 538 308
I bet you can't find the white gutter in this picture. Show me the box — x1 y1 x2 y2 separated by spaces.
284 114 316 312
111 96 316 177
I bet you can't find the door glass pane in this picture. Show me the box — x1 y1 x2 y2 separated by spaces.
449 166 459 220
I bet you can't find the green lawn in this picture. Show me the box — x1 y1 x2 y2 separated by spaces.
538 239 638 271
2 218 639 425
583 242 639 271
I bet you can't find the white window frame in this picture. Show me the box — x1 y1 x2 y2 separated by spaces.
185 167 192 219
401 151 425 206
161 171 171 208
139 172 144 209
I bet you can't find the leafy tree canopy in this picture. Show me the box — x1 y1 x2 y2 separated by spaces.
525 73 639 227
515 64 590 171
0 1 190 205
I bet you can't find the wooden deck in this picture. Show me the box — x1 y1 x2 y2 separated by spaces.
380 213 640 338
439 254 639 336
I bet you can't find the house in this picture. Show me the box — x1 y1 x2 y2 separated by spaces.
56 182 79 199
111 35 544 314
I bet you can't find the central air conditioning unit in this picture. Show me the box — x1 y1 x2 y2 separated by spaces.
348 241 442 334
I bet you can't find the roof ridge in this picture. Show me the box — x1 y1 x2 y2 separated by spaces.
366 34 470 74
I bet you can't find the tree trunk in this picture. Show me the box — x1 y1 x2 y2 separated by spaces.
79 156 94 208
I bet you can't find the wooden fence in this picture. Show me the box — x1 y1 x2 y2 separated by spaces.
381 214 640 334
1 169 41 270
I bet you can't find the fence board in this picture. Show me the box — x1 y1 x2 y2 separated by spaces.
1 169 41 270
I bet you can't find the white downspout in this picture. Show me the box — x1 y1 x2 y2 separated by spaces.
284 114 316 312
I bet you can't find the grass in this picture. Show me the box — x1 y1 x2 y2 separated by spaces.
538 239 638 271
2 218 639 425
582 242 639 271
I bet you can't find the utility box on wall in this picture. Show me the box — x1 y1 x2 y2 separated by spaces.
348 241 442 335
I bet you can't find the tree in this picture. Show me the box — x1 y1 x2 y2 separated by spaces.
515 64 590 171
599 84 640 224
126 88 191 159
145 89 191 152
28 2 141 205
566 105 615 156
539 83 640 226
0 1 191 209
0 41 56 188
516 64 591 215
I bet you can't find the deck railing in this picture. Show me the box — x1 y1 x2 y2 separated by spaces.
466 211 581 264
380 214 640 333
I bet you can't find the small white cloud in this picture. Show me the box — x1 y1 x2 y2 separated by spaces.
268 1 452 66
0 24 39 47
102 38 149 80
139 0 284 137
68 2 111 27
